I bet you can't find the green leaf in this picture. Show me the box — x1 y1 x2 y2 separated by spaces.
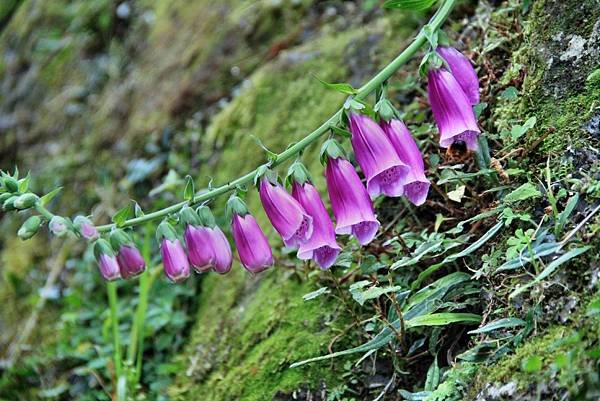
468 318 526 334
557 193 579 230
509 246 591 299
499 86 519 100
391 239 444 269
40 187 63 206
424 355 440 391
350 283 404 306
521 355 542 372
18 172 31 192
112 203 134 227
302 287 330 301
508 116 536 140
447 185 466 202
183 175 195 201
405 313 481 328
496 242 559 272
504 182 541 203
383 0 437 12
313 75 358 95
412 221 504 288
473 102 488 118
397 390 432 400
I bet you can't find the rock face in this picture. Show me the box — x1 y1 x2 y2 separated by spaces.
1 0 599 400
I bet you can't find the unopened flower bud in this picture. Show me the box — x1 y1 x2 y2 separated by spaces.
49 216 69 236
73 216 99 240
157 221 189 283
3 177 18 193
18 216 42 240
13 193 38 210
110 229 145 279
2 195 18 211
0 193 12 204
93 239 121 281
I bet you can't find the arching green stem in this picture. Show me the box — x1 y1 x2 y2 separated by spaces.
87 0 457 232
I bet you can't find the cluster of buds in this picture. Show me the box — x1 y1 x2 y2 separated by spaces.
1 170 41 239
93 229 146 281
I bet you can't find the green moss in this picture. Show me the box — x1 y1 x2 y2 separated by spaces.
469 295 599 398
168 268 350 401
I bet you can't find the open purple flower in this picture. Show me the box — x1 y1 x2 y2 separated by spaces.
325 155 380 245
380 119 430 206
181 206 232 274
290 171 341 269
427 68 481 150
348 113 409 197
110 229 146 279
93 239 121 281
228 195 274 274
437 46 480 105
259 177 312 248
157 221 190 283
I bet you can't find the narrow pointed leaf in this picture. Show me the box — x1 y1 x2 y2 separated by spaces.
509 246 591 299
405 313 481 328
468 318 526 334
40 187 63 206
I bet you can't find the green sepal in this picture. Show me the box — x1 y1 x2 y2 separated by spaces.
179 205 201 227
422 24 439 49
437 30 450 47
254 164 269 186
286 161 312 187
156 220 178 242
319 139 347 165
93 238 115 259
18 215 42 241
183 175 195 201
419 51 445 77
226 194 249 221
2 195 18 211
374 98 397 122
14 193 39 210
196 205 217 228
109 228 133 250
